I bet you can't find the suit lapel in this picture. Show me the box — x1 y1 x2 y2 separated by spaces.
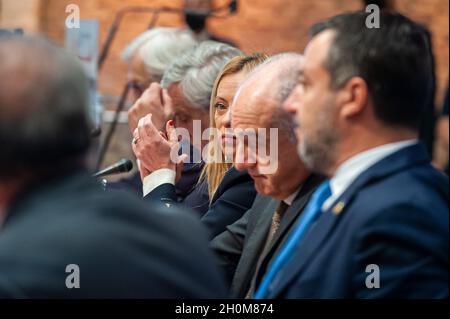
211 167 251 203
245 198 279 258
266 175 325 257
270 204 342 297
252 175 325 291
231 197 278 297
269 143 432 297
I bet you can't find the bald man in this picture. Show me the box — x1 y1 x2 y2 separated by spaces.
211 54 324 298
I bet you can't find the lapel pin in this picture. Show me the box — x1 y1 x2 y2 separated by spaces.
332 201 346 215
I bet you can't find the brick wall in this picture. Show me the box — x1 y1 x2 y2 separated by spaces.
1 0 448 171
34 0 449 105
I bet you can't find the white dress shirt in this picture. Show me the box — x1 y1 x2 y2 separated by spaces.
141 140 199 197
322 140 418 211
142 168 176 197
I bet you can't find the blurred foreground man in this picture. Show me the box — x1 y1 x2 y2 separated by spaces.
0 37 226 298
256 12 449 298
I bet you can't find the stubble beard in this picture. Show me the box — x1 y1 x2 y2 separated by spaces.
297 105 339 176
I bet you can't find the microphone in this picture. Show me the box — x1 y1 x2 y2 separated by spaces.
98 1 238 69
93 158 133 178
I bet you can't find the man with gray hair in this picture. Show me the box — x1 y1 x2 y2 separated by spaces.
123 27 198 133
130 41 241 208
210 54 324 298
111 28 198 197
160 40 241 141
129 39 240 138
0 36 226 298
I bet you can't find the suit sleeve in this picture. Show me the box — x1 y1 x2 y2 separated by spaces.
210 209 250 288
201 180 256 239
353 202 449 298
143 183 178 207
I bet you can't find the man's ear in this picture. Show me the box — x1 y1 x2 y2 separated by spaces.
337 77 369 119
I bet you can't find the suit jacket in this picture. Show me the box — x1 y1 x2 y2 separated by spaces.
210 175 324 297
270 144 449 298
0 170 226 298
146 167 257 239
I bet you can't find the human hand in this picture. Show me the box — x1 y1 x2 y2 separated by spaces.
132 115 187 180
128 83 169 133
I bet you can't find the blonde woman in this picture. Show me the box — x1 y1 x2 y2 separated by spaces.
198 53 269 237
134 53 268 239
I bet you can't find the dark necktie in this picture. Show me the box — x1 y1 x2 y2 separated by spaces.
245 201 289 298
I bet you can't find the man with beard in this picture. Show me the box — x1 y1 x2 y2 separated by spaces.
211 54 323 297
255 11 448 299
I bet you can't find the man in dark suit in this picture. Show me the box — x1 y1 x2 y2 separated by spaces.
129 42 251 236
124 41 241 215
109 28 201 201
210 54 324 297
212 177 323 297
263 11 448 298
0 36 226 298
109 145 205 203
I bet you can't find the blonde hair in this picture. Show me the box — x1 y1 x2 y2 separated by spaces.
199 53 269 200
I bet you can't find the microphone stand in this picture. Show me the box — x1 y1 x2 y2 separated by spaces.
98 1 237 70
98 6 185 71
95 81 130 170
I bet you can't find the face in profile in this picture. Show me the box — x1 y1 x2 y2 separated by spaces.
213 70 245 160
285 30 340 175
232 81 303 200
246 130 301 199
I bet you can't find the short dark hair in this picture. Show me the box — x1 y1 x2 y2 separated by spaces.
0 37 92 179
310 11 433 131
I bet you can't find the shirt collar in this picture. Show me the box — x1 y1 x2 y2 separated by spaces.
324 139 418 210
283 185 302 206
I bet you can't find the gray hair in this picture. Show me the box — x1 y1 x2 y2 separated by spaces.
243 52 303 97
161 41 242 110
0 36 91 179
244 53 303 142
122 28 198 79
